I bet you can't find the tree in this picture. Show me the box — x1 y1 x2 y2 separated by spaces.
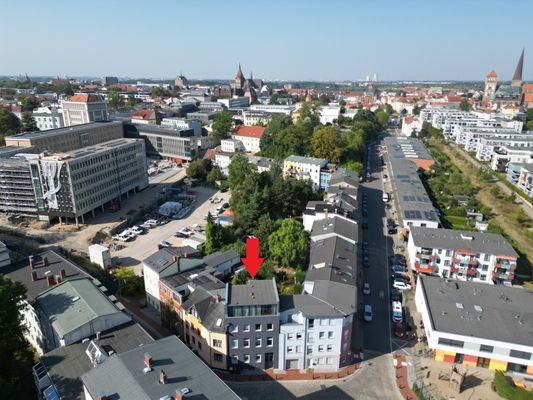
412 104 423 116
0 108 21 142
20 112 39 132
186 159 207 180
116 267 144 297
0 276 38 398
268 219 308 268
375 109 389 130
228 153 255 189
107 90 122 109
150 86 170 97
527 120 533 131
21 96 40 112
297 102 320 133
269 93 280 105
311 126 344 163
459 98 471 111
490 186 502 198
339 99 347 107
206 166 224 186
212 111 234 140
385 104 394 115
276 125 312 157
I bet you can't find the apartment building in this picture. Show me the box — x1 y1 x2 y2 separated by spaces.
226 279 280 372
32 106 64 130
242 110 274 125
249 104 296 115
81 336 241 400
28 138 148 225
454 126 519 149
231 125 266 153
318 105 341 125
245 154 275 173
507 163 533 197
407 227 518 284
62 94 108 126
475 134 533 162
0 155 40 217
5 121 124 153
126 123 199 163
416 275 533 375
401 116 422 136
283 155 328 191
491 145 533 171
384 137 440 229
130 108 161 124
161 117 202 136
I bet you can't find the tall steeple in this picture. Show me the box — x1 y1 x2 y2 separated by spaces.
511 48 524 87
235 63 245 89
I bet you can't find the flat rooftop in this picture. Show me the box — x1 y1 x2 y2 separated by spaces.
410 227 518 257
419 275 533 347
285 155 328 166
227 279 279 307
7 121 121 140
39 138 143 161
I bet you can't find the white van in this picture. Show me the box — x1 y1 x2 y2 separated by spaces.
392 301 403 323
382 193 389 203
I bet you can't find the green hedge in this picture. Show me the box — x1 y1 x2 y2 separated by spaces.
493 371 533 400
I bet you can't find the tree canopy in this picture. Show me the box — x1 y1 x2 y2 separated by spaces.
268 219 308 268
311 126 344 163
212 111 234 140
0 108 21 144
21 96 40 112
21 112 39 132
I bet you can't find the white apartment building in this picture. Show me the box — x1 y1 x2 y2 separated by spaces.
215 151 234 176
318 105 341 125
507 163 533 198
250 104 296 115
407 227 518 285
283 155 328 191
401 116 422 136
416 275 533 375
491 146 533 171
476 134 533 162
454 126 519 149
242 110 274 126
62 94 108 127
231 126 265 153
32 106 64 130
160 118 202 136
221 139 244 153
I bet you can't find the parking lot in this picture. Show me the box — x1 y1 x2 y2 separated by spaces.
110 186 231 273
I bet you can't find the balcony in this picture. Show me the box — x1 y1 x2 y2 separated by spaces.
468 259 478 266
450 267 459 274
493 271 514 281
466 267 477 277
415 262 433 274
452 258 460 264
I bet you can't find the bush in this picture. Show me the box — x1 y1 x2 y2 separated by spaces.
493 370 533 400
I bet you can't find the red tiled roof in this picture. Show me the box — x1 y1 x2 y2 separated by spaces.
523 94 533 103
131 109 154 120
487 70 497 78
232 125 266 139
404 117 414 124
67 93 103 102
203 148 216 160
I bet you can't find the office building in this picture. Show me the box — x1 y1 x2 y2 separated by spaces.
161 117 202 136
415 275 533 375
0 154 40 217
218 96 250 109
318 105 341 125
407 227 518 284
101 76 119 86
62 94 108 126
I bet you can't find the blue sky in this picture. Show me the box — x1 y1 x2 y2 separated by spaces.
3 0 532 81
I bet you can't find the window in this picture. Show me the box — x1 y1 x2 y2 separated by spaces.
243 324 250 332
438 337 464 348
484 254 490 261
267 323 273 331
231 339 238 349
255 324 262 332
307 346 313 355
480 274 487 280
231 355 238 363
243 338 250 348
309 319 315 328
510 350 532 360
255 338 262 348
318 345 325 352
446 250 453 257
327 344 333 352
244 354 250 363
444 260 450 266
287 333 294 340
321 319 327 326
319 331 325 339
255 354 262 363
231 325 238 333
482 264 488 271
479 344 494 353
287 346 294 353
198 342 202 350
328 331 334 339
296 345 302 353
267 337 273 347
192 336 196 344
213 339 222 348
296 332 303 340
214 353 223 362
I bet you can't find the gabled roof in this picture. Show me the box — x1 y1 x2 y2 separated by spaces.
66 94 103 103
486 70 498 78
142 247 201 276
232 125 266 139
306 280 356 315
131 108 155 120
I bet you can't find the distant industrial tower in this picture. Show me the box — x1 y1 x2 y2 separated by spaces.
511 48 524 87
484 70 498 98
372 72 378 82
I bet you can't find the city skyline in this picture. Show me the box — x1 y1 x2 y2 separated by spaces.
3 0 533 81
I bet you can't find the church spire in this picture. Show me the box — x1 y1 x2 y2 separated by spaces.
511 48 524 87
235 63 244 80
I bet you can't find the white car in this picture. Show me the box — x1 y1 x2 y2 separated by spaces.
363 283 371 295
363 305 373 322
393 280 412 291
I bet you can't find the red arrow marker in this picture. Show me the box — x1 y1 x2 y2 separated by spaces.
241 237 264 278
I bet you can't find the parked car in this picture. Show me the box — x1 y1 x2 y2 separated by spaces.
393 280 412 291
130 226 144 235
222 203 229 209
174 232 187 238
386 218 395 228
145 219 158 227
394 322 405 338
362 220 369 229
363 283 371 295
388 228 397 235
139 223 152 230
391 265 407 273
159 241 172 248
362 208 368 217
363 305 373 322
390 288 402 302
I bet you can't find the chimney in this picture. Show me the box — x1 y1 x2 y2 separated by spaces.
173 255 180 272
159 369 167 384
47 275 56 287
213 294 221 303
144 352 153 368
96 331 101 340
43 257 49 266
184 252 189 258
60 269 66 279
56 275 62 284
175 389 184 400
31 271 38 282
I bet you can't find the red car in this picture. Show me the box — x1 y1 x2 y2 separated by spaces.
394 322 405 338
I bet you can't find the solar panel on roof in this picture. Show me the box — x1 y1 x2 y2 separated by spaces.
44 385 60 400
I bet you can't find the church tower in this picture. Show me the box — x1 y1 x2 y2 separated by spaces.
484 70 498 99
234 64 245 90
511 48 524 88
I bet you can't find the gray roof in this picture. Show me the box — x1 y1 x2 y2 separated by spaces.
142 247 201 276
81 335 240 400
0 145 36 158
203 250 240 268
182 286 226 332
160 265 225 292
384 136 434 161
328 168 359 188
40 322 153 400
7 121 121 140
306 280 357 316
227 279 279 306
419 275 533 347
3 248 90 301
285 155 328 166
279 294 345 318
410 227 518 257
308 236 357 286
246 154 275 169
36 277 129 339
310 215 358 243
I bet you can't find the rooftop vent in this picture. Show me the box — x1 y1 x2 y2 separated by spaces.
460 233 474 240
455 303 464 309
474 305 483 312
